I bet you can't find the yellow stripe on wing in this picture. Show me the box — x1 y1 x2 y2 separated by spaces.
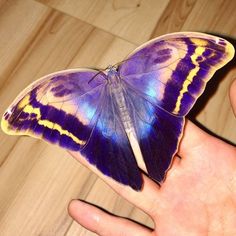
173 45 206 114
38 119 86 145
2 96 85 146
22 99 85 145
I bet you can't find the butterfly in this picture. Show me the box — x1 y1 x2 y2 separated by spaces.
1 32 234 190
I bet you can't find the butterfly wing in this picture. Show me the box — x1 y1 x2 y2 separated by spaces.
119 32 234 182
2 69 105 150
1 69 142 189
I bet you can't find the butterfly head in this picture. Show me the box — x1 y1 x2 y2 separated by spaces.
106 65 120 84
106 65 118 74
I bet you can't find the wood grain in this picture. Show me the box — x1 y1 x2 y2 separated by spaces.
37 0 170 44
0 0 235 235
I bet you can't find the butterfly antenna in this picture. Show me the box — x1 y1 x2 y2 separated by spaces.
88 70 103 84
113 54 147 68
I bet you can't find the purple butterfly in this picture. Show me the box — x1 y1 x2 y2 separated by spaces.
1 32 234 190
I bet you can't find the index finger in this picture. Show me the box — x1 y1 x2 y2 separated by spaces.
69 149 161 217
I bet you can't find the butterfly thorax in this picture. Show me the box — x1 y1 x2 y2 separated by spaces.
106 67 133 133
107 65 119 84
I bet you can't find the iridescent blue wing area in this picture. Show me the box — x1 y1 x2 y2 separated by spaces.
1 69 142 190
119 32 234 183
122 83 183 182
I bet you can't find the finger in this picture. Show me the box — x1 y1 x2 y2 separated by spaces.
69 150 160 217
68 199 152 236
229 79 236 116
179 117 236 161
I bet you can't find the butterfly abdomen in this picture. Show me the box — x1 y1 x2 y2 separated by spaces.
108 74 134 132
110 79 146 170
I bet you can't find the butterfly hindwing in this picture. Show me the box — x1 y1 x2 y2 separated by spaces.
123 83 184 182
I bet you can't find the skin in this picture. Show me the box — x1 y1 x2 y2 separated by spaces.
68 80 236 236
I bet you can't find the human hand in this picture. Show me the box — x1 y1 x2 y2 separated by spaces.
68 80 236 236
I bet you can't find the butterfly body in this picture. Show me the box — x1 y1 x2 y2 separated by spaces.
107 66 132 130
106 66 147 171
1 32 234 190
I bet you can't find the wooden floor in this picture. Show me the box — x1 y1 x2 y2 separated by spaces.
0 0 236 235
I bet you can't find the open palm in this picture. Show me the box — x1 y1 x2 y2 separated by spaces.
68 81 236 236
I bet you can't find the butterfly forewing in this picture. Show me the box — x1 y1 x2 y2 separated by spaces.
119 32 234 116
2 69 106 150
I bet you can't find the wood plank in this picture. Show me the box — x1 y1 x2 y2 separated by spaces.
0 0 51 172
0 0 50 87
37 0 169 44
152 0 198 35
152 0 236 36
